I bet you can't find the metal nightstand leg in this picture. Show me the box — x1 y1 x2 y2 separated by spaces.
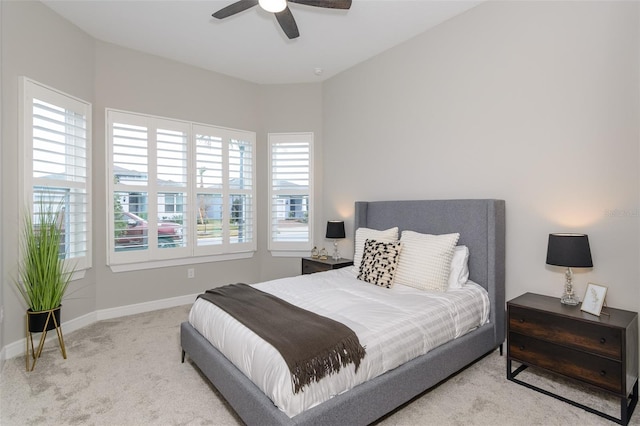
507 360 638 425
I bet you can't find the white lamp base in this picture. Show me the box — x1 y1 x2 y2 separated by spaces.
561 293 580 306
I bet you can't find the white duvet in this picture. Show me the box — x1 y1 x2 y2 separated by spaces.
188 267 490 418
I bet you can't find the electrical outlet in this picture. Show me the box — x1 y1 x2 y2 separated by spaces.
187 268 195 279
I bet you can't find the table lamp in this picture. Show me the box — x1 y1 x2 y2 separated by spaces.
546 233 593 305
326 220 346 261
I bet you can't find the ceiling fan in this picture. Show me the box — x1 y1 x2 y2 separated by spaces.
212 0 352 40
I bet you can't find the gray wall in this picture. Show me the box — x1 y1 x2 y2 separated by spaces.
322 1 640 311
92 43 324 308
93 41 263 310
2 0 639 351
0 0 4 364
1 0 97 347
0 1 321 346
257 83 324 281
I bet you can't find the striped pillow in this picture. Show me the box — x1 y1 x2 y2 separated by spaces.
395 230 460 292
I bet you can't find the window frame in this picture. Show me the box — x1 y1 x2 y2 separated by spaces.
106 109 256 268
20 77 92 274
268 132 314 256
193 123 256 257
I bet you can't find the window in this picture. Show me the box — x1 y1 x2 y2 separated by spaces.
194 124 255 256
268 132 313 254
107 110 256 266
21 78 91 271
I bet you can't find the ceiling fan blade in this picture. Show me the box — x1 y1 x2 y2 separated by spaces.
212 0 259 19
289 0 352 9
275 6 300 39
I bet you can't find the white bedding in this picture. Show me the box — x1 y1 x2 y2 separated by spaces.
188 267 490 418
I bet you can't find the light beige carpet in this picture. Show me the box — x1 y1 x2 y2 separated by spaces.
0 305 637 426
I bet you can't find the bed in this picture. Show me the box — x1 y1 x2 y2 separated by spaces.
181 199 506 425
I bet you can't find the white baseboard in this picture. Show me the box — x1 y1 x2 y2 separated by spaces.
96 293 197 321
0 346 5 375
1 293 199 360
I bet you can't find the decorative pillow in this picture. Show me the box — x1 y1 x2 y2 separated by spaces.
448 245 470 290
353 227 399 268
357 239 402 288
395 230 460 292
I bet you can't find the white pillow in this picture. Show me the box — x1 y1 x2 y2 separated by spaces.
353 227 399 268
395 230 460 292
448 245 470 290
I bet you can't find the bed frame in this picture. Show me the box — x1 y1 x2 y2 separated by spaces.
181 199 506 425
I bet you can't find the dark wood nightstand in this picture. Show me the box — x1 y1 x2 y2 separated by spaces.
507 292 638 425
301 257 353 275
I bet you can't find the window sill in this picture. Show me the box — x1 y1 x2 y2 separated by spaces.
270 250 312 258
109 251 255 273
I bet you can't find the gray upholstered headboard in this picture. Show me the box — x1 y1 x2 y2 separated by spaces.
354 199 506 341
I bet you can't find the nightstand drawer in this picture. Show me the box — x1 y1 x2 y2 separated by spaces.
509 332 623 393
509 305 622 360
302 259 328 274
301 258 353 275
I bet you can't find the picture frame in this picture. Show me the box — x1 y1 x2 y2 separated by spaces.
581 283 608 316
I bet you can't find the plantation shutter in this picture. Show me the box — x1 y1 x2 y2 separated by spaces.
108 111 190 263
269 133 313 253
111 117 150 253
24 78 92 270
156 126 187 250
195 131 224 249
194 124 256 255
229 139 254 247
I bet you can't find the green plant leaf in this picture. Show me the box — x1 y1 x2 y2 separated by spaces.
15 194 75 312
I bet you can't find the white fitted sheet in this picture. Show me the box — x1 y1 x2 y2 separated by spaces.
188 267 490 418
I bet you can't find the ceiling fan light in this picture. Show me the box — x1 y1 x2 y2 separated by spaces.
259 0 287 13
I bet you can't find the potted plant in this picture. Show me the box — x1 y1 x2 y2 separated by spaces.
15 197 74 366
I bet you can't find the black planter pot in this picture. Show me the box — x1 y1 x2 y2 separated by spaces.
27 306 61 333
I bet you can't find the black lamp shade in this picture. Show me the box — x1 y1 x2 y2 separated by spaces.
546 233 593 268
326 221 346 239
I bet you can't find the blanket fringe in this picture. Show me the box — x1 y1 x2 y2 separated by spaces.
291 337 367 393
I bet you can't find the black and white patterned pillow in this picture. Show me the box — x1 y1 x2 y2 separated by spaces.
357 239 402 288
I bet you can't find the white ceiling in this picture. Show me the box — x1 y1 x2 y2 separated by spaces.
42 0 481 85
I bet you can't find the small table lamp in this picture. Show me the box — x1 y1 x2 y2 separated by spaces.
546 233 593 305
326 220 346 261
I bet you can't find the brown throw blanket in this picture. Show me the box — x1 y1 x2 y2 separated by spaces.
197 283 366 393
